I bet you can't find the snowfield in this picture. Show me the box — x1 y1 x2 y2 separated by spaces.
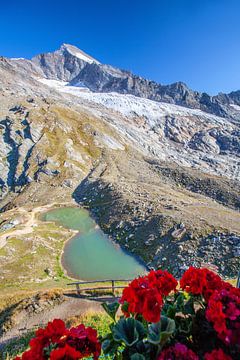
38 78 226 126
37 77 240 181
61 43 100 64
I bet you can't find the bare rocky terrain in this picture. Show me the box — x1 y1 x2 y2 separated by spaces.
0 43 239 296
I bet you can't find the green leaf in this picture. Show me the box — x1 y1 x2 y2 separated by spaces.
102 338 121 355
102 339 112 353
166 304 176 319
113 318 146 346
161 316 175 332
148 316 175 346
131 353 146 360
175 293 185 312
121 301 129 314
148 322 161 344
159 316 175 347
183 297 195 315
102 301 120 321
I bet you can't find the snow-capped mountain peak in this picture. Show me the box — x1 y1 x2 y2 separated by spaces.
60 43 100 64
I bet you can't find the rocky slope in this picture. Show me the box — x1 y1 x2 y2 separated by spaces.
0 44 239 283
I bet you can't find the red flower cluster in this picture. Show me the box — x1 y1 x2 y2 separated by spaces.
206 287 240 346
61 324 101 360
120 269 177 323
15 319 68 360
157 343 199 360
204 348 232 360
180 267 240 349
50 345 82 360
14 320 101 360
180 267 224 300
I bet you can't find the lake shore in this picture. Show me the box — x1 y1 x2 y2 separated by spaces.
41 206 147 281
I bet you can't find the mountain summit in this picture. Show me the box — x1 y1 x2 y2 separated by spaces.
59 43 100 64
31 43 100 81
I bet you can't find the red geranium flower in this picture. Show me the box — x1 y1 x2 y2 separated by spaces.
206 287 240 346
50 344 82 360
14 321 100 360
142 287 163 323
120 270 176 323
42 319 69 344
157 343 199 359
180 267 207 296
64 324 101 360
201 268 224 301
14 319 68 360
180 267 233 302
206 296 227 334
14 349 42 360
204 348 232 360
148 269 178 296
120 276 151 317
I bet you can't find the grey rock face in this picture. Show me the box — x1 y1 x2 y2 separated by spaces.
0 111 42 197
70 67 239 119
32 44 97 81
28 44 240 120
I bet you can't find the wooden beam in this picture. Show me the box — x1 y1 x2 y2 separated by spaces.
75 286 126 292
67 279 133 286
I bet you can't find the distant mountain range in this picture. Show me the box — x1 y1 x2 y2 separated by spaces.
10 43 240 119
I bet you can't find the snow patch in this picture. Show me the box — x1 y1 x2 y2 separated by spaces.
61 44 100 64
230 104 240 111
38 78 68 87
38 78 226 128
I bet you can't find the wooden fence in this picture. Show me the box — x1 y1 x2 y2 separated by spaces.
67 279 133 296
68 269 240 297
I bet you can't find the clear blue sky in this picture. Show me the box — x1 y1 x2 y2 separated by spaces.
1 0 239 94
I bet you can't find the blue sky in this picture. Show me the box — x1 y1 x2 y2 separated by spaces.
1 0 239 94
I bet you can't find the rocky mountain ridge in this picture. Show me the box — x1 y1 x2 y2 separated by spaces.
30 44 240 119
8 43 240 120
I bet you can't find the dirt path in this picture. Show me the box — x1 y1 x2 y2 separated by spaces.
0 202 74 249
0 295 108 350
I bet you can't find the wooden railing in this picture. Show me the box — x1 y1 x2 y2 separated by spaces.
67 279 133 297
68 270 240 297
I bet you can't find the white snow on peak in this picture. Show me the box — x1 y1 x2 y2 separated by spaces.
60 43 100 64
38 78 226 127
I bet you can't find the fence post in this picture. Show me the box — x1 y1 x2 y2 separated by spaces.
76 284 81 296
112 280 115 296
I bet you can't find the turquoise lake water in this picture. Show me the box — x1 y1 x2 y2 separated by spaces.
42 207 146 280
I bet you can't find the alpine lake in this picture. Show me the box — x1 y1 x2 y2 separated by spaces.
41 207 146 281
